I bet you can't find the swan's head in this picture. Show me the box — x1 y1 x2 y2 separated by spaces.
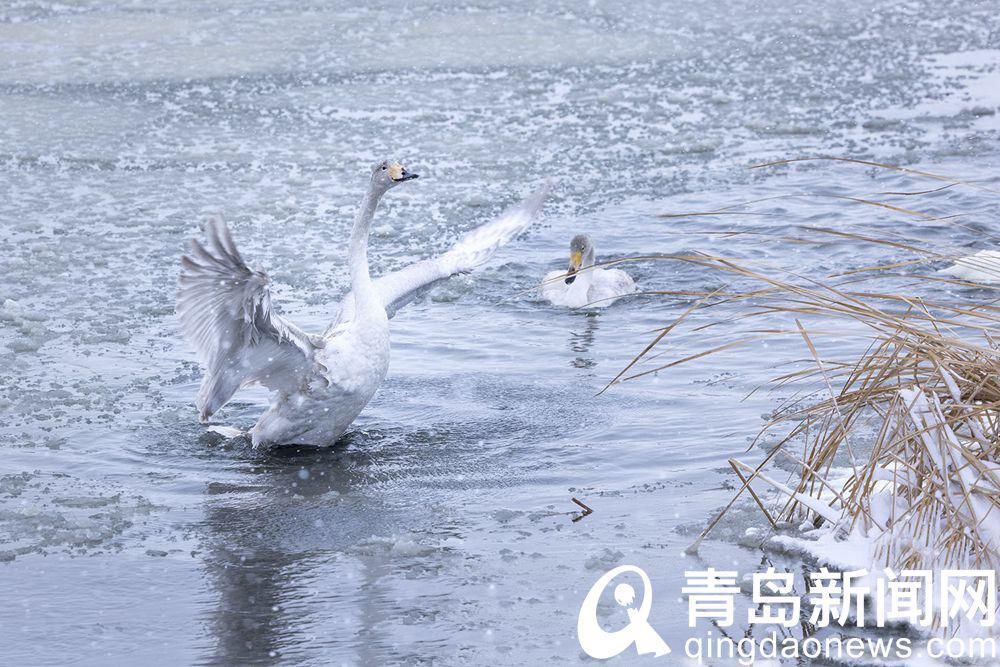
372 159 418 191
565 234 594 284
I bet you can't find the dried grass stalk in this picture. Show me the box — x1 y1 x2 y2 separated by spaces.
615 172 1000 577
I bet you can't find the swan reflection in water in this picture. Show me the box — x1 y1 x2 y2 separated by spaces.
199 436 415 664
568 312 599 370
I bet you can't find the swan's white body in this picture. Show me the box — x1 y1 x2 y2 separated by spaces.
540 267 636 308
540 235 635 308
938 250 1000 285
178 165 543 447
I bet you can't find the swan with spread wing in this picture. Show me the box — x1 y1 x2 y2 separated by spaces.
178 159 544 447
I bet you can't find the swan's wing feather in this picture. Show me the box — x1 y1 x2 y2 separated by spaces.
333 187 546 324
607 268 637 294
177 216 320 420
374 187 547 318
938 250 1000 284
373 259 452 319
590 268 637 305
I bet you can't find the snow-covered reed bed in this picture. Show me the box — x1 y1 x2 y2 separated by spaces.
614 160 1000 635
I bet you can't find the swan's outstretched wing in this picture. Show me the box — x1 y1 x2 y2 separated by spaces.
177 217 321 421
336 187 547 323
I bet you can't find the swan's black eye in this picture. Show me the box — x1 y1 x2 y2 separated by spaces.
381 164 387 171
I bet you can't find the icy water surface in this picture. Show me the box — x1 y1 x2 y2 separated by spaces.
1 1 999 664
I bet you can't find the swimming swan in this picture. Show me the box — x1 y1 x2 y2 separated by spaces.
178 159 544 447
540 234 636 308
938 249 1000 285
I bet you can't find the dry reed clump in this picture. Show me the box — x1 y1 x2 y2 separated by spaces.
609 159 1000 581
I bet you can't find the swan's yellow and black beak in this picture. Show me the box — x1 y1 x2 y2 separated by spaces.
388 162 419 182
565 250 582 284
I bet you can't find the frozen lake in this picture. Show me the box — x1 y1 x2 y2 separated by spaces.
0 0 998 664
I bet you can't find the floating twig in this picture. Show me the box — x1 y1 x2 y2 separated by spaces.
571 497 594 522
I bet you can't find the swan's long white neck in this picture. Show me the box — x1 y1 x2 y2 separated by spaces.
573 246 598 290
348 184 384 312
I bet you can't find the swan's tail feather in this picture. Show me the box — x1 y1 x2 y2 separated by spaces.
205 424 246 439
